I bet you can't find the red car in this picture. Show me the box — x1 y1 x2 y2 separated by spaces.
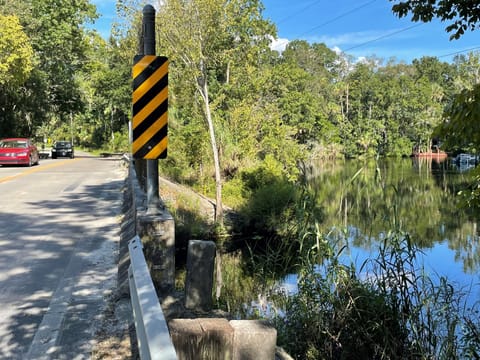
0 138 40 166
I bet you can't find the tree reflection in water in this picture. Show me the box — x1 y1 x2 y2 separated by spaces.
219 157 480 319
312 157 480 276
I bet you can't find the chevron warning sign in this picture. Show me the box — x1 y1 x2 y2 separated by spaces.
132 55 168 159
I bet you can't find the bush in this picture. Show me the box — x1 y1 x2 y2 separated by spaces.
109 129 129 152
222 177 247 209
273 229 480 360
275 264 410 360
239 157 298 235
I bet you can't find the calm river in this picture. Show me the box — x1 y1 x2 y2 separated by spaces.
294 157 480 299
225 157 480 318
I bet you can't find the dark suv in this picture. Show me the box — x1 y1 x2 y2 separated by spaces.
51 141 74 159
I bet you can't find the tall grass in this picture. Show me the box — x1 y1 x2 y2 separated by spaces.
268 169 480 360
271 224 480 359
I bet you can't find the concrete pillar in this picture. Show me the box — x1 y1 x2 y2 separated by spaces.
137 211 175 291
230 320 277 360
185 240 216 311
169 318 233 360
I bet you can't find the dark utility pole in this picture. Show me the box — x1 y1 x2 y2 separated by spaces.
143 5 161 213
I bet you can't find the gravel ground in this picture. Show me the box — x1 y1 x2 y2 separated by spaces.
91 163 137 360
91 291 137 360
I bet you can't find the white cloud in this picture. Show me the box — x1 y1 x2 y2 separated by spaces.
268 29 428 64
301 28 426 64
331 46 342 55
269 36 290 53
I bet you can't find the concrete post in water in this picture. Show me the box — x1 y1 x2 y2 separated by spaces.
185 240 216 311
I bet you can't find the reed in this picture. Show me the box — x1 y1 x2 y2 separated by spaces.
270 175 480 360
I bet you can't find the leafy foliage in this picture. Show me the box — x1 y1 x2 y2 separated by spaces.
273 226 480 360
435 84 480 152
390 0 480 39
1 0 479 160
0 15 34 86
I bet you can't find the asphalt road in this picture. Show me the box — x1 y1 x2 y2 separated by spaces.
0 152 126 359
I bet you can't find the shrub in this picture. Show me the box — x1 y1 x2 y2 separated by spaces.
275 262 410 360
273 229 480 360
239 157 298 236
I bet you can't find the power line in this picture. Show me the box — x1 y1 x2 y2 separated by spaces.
438 46 480 58
270 0 380 51
276 0 323 26
296 0 377 38
343 23 423 52
270 2 478 61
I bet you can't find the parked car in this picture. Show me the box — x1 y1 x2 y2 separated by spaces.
0 138 40 167
51 140 74 159
454 153 477 164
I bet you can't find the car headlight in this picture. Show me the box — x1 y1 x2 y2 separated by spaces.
17 152 28 156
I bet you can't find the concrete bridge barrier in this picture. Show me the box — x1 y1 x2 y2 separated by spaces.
121 155 285 359
169 318 277 360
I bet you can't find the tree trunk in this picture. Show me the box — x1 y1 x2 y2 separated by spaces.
215 249 222 301
198 76 224 226
226 60 230 85
346 83 349 116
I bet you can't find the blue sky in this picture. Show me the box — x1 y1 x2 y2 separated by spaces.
263 0 479 63
91 0 479 64
89 0 117 39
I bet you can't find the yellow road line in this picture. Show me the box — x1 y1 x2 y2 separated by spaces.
0 158 83 184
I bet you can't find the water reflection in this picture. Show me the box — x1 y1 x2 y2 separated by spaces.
310 157 480 281
220 158 480 320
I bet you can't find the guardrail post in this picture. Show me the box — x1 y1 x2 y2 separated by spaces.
142 4 162 213
133 4 174 293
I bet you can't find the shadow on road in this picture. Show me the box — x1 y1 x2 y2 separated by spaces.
0 167 126 358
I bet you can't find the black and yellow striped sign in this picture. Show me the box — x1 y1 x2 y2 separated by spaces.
132 55 168 159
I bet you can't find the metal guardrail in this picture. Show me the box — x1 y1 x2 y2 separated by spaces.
128 235 177 360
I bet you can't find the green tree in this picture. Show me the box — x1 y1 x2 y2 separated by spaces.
0 15 34 86
436 83 480 152
281 41 341 154
26 0 98 117
77 32 133 149
389 0 480 39
156 0 276 225
341 59 385 157
0 0 100 139
438 52 480 154
409 57 453 152
0 14 36 137
452 52 480 91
